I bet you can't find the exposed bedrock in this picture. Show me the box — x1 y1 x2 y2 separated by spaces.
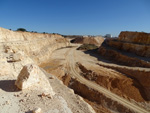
98 46 150 68
106 39 150 57
0 27 70 65
119 31 150 45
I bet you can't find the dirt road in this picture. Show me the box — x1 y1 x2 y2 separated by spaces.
65 47 149 113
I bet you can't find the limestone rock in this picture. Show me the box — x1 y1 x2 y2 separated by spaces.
12 51 24 62
46 96 73 113
15 64 40 89
0 27 69 65
0 54 7 63
15 64 55 96
33 108 42 113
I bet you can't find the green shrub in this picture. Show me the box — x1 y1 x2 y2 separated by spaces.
77 44 98 50
16 28 27 32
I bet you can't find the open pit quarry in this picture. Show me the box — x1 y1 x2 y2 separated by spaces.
0 27 150 113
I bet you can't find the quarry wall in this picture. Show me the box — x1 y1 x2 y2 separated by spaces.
106 39 150 57
0 27 69 64
119 31 150 45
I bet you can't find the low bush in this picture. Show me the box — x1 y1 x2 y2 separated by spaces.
77 44 98 50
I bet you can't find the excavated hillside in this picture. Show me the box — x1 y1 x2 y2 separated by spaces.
1 28 150 113
0 27 96 113
98 31 150 104
40 31 150 113
0 27 70 65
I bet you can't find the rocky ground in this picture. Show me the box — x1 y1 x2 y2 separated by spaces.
1 27 150 113
40 31 150 113
40 44 150 113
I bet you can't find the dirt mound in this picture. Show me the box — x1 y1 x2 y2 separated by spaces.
71 36 104 46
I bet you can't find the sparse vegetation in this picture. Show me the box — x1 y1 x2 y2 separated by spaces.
16 28 27 32
77 44 98 50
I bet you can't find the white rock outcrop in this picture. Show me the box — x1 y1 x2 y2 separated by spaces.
15 64 55 96
33 108 42 113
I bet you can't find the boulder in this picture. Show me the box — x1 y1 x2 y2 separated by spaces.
15 64 55 96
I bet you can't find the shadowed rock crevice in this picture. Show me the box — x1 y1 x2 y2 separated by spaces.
0 80 20 92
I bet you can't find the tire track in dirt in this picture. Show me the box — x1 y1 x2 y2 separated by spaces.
66 47 149 113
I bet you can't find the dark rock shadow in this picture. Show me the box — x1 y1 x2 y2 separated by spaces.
82 49 112 63
0 80 20 92
132 80 150 101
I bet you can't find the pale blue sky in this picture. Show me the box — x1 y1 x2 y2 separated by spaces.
0 0 150 36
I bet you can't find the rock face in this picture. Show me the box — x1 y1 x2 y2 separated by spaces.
98 46 150 67
106 39 150 57
98 31 150 66
15 64 55 96
71 36 104 46
0 27 70 65
118 31 150 44
98 31 150 102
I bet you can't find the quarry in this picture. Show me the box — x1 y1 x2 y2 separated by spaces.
0 27 150 113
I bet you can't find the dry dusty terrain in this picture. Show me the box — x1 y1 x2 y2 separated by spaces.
1 27 150 113
40 44 150 113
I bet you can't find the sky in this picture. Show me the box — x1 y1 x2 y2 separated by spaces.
0 0 150 36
